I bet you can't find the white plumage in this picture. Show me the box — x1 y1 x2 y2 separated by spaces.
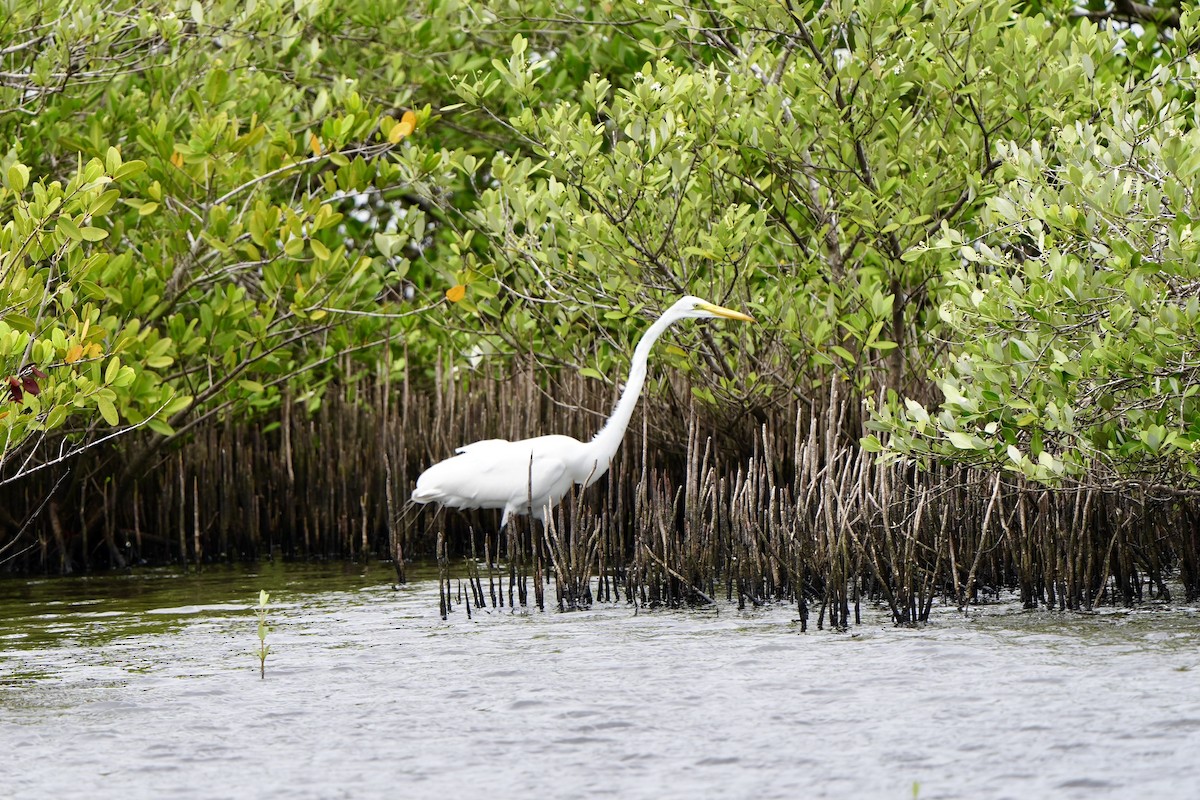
411 295 754 527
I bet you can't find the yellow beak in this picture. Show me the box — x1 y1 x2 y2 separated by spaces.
698 302 756 323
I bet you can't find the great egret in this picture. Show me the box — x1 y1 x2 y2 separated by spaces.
411 295 754 527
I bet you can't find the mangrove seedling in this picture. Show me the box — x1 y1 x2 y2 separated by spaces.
255 589 271 679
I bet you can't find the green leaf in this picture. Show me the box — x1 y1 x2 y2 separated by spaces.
830 345 857 364
89 189 120 216
5 314 35 332
946 431 978 450
105 146 122 173
112 161 146 181
146 418 175 436
57 216 83 242
96 396 119 426
6 163 29 193
374 232 398 258
1037 450 1062 473
45 404 68 430
163 395 193 415
903 399 929 429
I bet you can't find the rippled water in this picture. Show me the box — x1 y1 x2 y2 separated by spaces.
2 563 1198 799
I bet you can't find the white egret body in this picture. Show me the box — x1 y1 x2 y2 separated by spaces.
411 296 754 526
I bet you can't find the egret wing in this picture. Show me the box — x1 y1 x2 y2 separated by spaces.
454 438 508 455
413 438 570 512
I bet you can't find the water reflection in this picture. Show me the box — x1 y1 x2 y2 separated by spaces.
1 564 1198 799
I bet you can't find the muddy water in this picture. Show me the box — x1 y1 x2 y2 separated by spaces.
1 563 1198 799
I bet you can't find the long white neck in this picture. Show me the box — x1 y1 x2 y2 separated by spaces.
584 311 679 482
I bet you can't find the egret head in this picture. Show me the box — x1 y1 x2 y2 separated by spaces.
671 295 756 323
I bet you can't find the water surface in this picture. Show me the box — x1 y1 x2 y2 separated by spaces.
2 564 1198 799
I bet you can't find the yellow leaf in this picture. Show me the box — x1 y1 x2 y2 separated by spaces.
309 133 322 155
445 284 466 303
170 151 184 168
65 344 83 364
396 110 416 138
85 343 103 359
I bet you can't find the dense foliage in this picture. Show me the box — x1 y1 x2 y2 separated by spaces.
2 0 1198 551
867 6 1200 485
1 0 453 488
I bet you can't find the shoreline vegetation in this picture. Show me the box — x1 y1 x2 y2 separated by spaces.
4 0 1200 627
3 367 1194 628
